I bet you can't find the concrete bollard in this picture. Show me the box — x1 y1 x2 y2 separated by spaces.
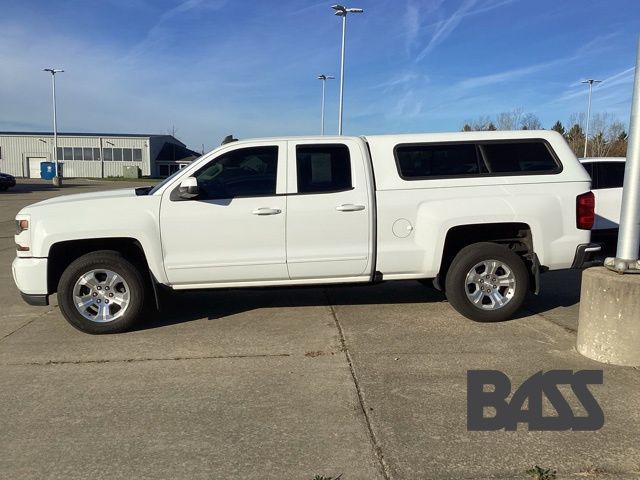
577 267 640 366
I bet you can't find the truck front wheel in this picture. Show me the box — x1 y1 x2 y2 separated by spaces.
445 242 529 322
57 251 145 334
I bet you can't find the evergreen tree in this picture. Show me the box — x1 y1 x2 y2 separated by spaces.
551 120 566 136
566 123 585 157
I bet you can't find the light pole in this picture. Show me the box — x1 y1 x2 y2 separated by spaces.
43 68 64 186
332 4 363 135
317 74 335 135
582 79 602 158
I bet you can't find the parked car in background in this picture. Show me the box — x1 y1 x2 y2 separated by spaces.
579 157 625 254
579 157 625 233
0 172 16 191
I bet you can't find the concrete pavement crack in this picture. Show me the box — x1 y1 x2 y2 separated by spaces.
0 308 54 342
3 352 292 366
522 304 577 334
324 289 391 480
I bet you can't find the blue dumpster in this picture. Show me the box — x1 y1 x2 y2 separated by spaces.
40 162 56 180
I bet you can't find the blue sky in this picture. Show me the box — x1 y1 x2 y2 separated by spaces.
0 0 638 151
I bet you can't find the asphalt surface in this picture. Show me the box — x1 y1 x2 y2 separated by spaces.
1 179 639 479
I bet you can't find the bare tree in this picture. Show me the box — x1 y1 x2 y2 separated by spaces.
563 112 628 157
609 129 628 157
461 115 496 131
520 113 542 130
464 109 542 131
569 112 586 132
589 113 627 157
474 116 494 131
461 109 627 158
496 108 523 130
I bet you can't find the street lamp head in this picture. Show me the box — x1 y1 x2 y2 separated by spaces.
332 4 346 15
43 68 64 74
331 4 363 15
581 79 602 85
318 75 335 80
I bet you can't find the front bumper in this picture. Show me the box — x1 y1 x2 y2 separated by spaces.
12 257 49 305
571 243 602 269
20 292 49 306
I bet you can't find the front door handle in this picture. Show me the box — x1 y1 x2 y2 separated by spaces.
252 207 282 215
336 204 365 212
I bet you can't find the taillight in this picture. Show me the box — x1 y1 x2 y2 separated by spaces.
577 191 595 230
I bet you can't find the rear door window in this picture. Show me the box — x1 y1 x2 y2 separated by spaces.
296 144 352 193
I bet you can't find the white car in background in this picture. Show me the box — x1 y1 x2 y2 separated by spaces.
579 157 625 232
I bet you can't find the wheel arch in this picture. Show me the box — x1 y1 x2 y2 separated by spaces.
47 238 154 295
437 222 539 293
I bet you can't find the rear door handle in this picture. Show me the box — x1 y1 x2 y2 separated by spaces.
336 204 365 212
252 208 282 215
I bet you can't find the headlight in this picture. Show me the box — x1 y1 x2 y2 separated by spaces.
15 215 31 256
16 219 29 234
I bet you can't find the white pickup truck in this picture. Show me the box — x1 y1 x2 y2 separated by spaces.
13 130 600 333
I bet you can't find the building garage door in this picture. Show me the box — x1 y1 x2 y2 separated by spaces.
27 157 47 179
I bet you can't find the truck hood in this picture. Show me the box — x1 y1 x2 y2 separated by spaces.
24 188 138 209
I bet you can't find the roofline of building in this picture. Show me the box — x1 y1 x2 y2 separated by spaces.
0 131 176 139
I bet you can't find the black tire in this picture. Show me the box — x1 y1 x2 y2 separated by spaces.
57 251 146 334
445 242 529 322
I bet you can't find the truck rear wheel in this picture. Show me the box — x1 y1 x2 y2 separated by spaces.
445 242 528 322
57 251 145 334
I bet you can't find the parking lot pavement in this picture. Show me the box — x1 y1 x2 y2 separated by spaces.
1 180 639 479
328 284 640 479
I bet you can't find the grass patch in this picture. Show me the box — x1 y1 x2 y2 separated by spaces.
526 466 557 479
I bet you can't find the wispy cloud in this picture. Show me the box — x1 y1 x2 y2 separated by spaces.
287 1 327 17
414 0 478 62
125 0 228 61
390 90 424 119
601 66 636 88
456 58 564 90
372 72 423 92
404 1 422 55
412 0 518 62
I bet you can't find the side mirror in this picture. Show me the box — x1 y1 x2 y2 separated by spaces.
178 177 199 199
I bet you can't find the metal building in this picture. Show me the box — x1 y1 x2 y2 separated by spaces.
0 132 200 178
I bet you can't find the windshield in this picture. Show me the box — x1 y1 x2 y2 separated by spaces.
149 168 187 195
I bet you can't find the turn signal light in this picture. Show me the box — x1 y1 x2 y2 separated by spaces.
16 244 30 252
16 219 29 234
576 191 595 230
